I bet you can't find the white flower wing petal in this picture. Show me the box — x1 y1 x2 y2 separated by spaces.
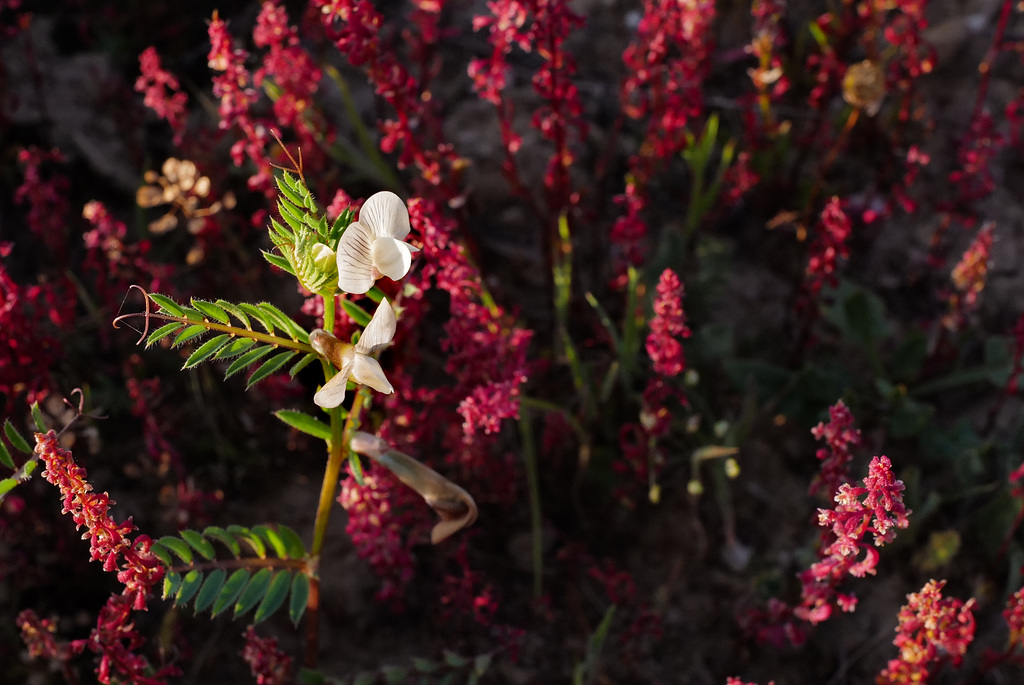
359 191 410 240
356 299 397 355
313 362 353 408
351 354 394 395
370 237 417 281
335 221 375 294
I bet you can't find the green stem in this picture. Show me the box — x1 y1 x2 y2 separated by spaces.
323 294 336 335
519 408 543 599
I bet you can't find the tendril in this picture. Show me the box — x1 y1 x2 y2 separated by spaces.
112 285 152 345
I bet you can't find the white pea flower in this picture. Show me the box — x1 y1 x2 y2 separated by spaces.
310 299 397 408
336 191 419 294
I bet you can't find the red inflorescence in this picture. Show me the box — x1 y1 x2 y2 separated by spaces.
809 399 862 498
135 47 189 145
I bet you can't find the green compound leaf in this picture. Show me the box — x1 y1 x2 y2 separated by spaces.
149 292 185 317
176 569 204 605
172 324 209 347
215 300 252 330
235 567 274 618
190 298 230 324
251 525 288 559
30 403 46 432
183 334 232 370
212 568 251 618
227 525 267 558
253 570 291 624
163 570 182 599
289 572 310 625
157 536 194 565
224 346 277 380
3 420 31 454
193 568 228 614
202 525 242 558
179 529 216 560
247 351 298 389
146 322 184 348
274 410 331 441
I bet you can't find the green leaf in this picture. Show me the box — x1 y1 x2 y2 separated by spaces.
163 570 182 599
190 299 230 324
240 303 276 334
0 477 18 496
290 353 319 378
179 529 216 560
194 568 228 614
146 321 184 348
149 293 185 317
247 351 298 388
275 525 307 558
176 569 204 605
253 570 291 623
340 299 372 327
157 536 194 564
252 525 288 559
256 303 305 340
213 338 257 360
227 525 267 558
289 572 310 625
149 541 173 567
235 567 274 618
224 345 277 380
183 334 232 369
263 251 294 274
173 324 210 347
443 651 467 668
203 525 242 558
0 439 13 470
23 460 37 477
211 568 250 617
275 410 331 440
4 420 31 453
215 300 252 330
30 403 46 432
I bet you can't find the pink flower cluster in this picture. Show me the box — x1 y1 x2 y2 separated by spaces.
82 201 165 304
0 251 74 407
315 0 455 186
943 222 994 331
29 430 176 684
877 579 975 684
135 47 188 145
207 11 273 194
645 268 690 378
809 400 862 498
14 146 71 260
805 197 852 297
798 456 911 624
241 625 292 685
35 430 164 608
338 460 421 604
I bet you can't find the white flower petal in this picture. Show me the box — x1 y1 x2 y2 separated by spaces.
314 363 353 408
335 221 375 294
351 354 394 395
370 237 417 281
359 191 410 240
356 299 397 355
